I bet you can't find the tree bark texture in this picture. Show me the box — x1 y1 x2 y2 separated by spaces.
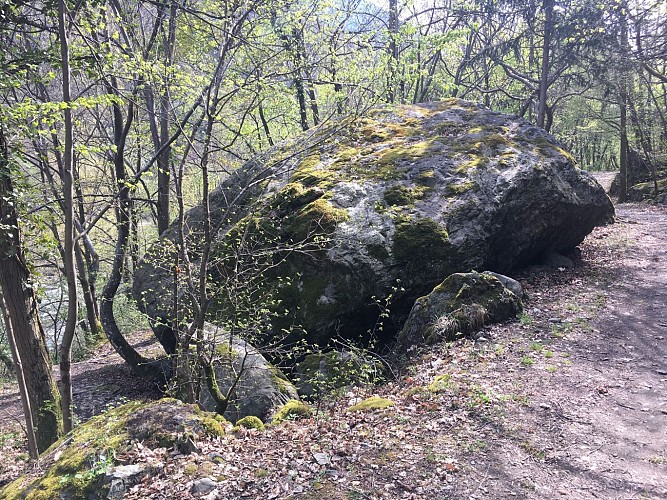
0 127 63 453
57 0 78 433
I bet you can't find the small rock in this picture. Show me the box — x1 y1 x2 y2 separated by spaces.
191 478 217 495
178 437 201 455
548 317 562 323
543 250 574 269
104 464 149 500
312 452 331 466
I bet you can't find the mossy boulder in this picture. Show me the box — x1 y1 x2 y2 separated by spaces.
610 149 667 200
294 350 384 397
133 99 613 356
0 399 224 500
347 396 395 412
396 271 523 352
197 323 299 423
627 177 667 204
234 415 265 431
271 399 313 424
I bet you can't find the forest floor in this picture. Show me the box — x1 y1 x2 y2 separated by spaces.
1 184 666 499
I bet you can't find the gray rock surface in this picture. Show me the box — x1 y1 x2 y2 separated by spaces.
482 271 524 299
294 350 383 397
133 99 613 353
197 323 299 423
103 464 150 500
542 250 575 269
191 478 217 495
396 271 523 352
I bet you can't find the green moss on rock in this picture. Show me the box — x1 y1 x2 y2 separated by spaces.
393 217 450 262
347 396 395 412
268 365 296 395
272 399 313 424
234 416 265 431
447 180 477 195
273 182 325 210
292 154 335 188
384 185 414 206
1 401 142 499
375 139 435 168
194 409 229 437
286 198 349 241
0 399 228 500
397 272 523 351
428 374 455 393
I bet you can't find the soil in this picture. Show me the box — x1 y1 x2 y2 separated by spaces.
1 183 666 499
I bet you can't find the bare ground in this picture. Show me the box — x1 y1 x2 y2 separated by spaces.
1 197 666 499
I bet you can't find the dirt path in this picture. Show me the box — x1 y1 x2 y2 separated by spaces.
465 203 667 499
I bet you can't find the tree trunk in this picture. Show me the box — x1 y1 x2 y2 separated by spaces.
537 0 553 129
618 0 629 203
99 85 163 382
0 293 39 460
387 0 399 103
0 127 63 453
57 0 78 434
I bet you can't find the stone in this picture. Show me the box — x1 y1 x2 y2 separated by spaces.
542 250 574 269
104 464 150 500
482 271 524 299
627 178 667 204
0 399 220 499
197 323 299 423
191 478 217 495
133 99 613 353
396 271 523 352
294 350 384 397
609 149 666 196
312 452 332 465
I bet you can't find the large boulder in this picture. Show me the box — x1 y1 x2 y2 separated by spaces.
609 149 667 202
133 99 614 353
627 178 667 204
197 323 299 423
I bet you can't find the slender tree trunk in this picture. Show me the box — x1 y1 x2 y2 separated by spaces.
0 293 39 460
387 0 399 103
156 2 178 235
74 166 101 336
257 103 274 146
75 242 100 341
0 126 62 453
537 0 553 129
99 86 161 381
295 78 309 131
618 1 629 203
57 0 78 433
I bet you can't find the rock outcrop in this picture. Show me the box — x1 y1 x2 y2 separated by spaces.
0 399 226 500
133 99 614 354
